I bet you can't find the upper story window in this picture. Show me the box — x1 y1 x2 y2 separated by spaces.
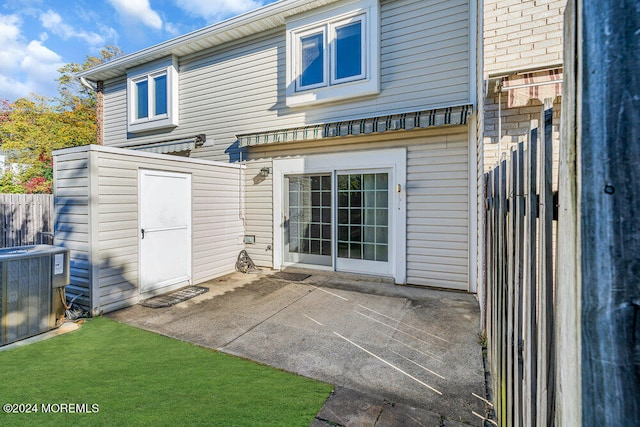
286 0 379 107
133 72 167 119
333 18 364 82
127 57 178 133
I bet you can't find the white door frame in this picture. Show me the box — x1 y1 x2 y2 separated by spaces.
139 169 192 294
334 168 393 276
273 148 406 284
283 174 333 266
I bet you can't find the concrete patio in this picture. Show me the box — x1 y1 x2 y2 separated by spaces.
107 270 488 426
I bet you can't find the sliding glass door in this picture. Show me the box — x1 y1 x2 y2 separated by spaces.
283 170 391 275
335 171 390 275
284 175 332 265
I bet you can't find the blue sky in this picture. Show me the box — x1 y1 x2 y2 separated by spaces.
0 0 278 102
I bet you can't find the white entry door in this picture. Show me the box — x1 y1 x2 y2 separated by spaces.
139 169 191 293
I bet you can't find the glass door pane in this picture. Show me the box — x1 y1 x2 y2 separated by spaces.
284 175 332 266
337 172 389 263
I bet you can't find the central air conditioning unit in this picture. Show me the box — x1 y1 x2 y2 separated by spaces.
0 245 70 346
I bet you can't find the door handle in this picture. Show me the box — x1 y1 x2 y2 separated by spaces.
141 228 145 239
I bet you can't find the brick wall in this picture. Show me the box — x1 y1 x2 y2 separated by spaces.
478 0 565 344
482 95 560 191
483 0 565 174
484 0 566 76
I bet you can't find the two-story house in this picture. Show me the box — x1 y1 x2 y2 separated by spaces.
57 0 481 313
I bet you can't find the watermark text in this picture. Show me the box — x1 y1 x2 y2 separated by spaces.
3 403 99 414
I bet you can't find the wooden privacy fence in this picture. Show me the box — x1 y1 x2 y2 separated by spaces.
0 194 54 247
484 102 556 426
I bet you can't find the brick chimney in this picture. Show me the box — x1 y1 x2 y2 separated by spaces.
96 80 104 145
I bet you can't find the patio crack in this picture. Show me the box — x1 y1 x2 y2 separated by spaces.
219 285 318 348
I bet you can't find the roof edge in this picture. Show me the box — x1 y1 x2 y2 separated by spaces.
77 0 341 81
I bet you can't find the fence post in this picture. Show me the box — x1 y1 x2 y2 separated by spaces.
523 122 539 426
536 99 555 426
506 152 515 427
513 143 525 427
555 0 581 424
497 159 507 424
572 0 640 424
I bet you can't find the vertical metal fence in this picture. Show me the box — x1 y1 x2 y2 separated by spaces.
0 194 54 247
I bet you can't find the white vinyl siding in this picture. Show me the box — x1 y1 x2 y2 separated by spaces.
53 145 244 313
245 127 470 289
53 152 92 309
243 159 274 267
406 132 469 290
100 0 471 163
103 78 127 146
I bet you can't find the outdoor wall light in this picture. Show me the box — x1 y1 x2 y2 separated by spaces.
259 167 272 177
194 133 206 147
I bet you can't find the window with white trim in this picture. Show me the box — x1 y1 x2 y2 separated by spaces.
286 0 379 107
127 57 178 133
332 16 365 84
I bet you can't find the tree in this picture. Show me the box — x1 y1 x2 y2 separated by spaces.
0 170 23 193
57 46 124 110
0 46 123 193
0 97 62 193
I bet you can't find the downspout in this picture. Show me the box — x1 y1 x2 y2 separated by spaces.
79 77 104 145
79 76 93 91
238 145 246 225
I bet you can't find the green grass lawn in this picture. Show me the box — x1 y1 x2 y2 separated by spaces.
0 317 333 426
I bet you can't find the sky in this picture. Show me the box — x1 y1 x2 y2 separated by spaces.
0 0 278 103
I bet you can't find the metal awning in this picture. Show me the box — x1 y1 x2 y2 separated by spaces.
237 105 472 147
128 134 205 154
503 68 562 107
488 66 563 108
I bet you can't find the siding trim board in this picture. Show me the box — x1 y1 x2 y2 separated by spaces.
237 104 472 146
88 149 100 313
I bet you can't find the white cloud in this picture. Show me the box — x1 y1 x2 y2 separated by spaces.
174 0 268 22
0 14 21 43
0 14 65 101
22 40 62 68
164 22 181 37
0 78 32 102
107 0 163 30
39 9 107 46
